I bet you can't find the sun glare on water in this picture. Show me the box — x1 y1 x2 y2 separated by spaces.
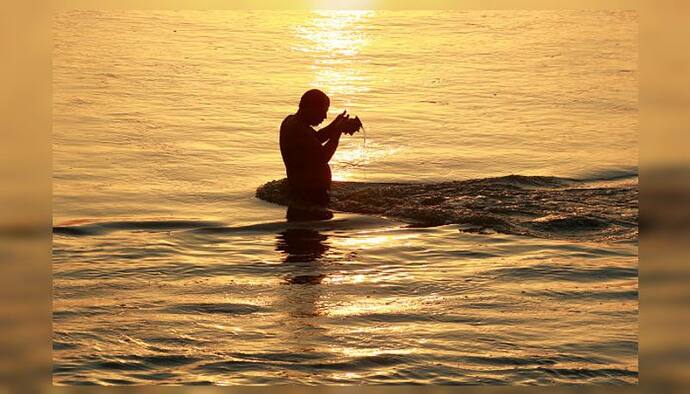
293 10 383 181
295 10 373 97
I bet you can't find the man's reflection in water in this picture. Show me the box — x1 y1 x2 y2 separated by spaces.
276 229 329 287
274 229 335 376
275 228 331 325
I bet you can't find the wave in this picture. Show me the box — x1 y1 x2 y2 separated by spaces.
53 214 401 237
53 174 638 243
256 174 638 242
53 219 223 236
577 166 638 182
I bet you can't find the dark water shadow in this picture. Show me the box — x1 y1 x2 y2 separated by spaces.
273 228 333 359
276 228 329 287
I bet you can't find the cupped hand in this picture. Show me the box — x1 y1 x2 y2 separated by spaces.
329 110 349 132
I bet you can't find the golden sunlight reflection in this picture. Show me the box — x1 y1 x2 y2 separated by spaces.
323 295 442 318
332 232 419 248
295 10 373 99
312 67 369 96
325 269 411 285
331 142 399 181
295 10 372 55
336 346 415 358
294 10 393 182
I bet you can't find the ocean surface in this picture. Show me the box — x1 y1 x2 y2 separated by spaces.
53 10 638 385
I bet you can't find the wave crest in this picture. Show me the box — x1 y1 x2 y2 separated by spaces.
256 175 638 242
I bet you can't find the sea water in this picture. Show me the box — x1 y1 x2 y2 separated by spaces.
53 10 638 384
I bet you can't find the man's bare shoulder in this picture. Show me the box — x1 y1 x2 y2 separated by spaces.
281 114 312 135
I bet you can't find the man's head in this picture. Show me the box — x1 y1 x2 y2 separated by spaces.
298 89 330 126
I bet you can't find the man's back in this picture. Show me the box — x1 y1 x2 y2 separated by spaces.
279 114 331 204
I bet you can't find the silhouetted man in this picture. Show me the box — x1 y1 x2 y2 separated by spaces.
280 89 356 220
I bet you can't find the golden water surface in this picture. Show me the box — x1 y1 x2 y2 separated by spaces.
53 10 637 385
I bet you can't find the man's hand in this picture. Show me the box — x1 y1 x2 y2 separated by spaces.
316 110 355 143
327 110 350 134
343 116 362 135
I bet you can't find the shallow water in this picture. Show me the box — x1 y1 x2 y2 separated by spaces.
53 10 638 385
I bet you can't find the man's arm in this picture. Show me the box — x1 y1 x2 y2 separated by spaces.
315 110 348 143
315 123 340 143
320 129 342 163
